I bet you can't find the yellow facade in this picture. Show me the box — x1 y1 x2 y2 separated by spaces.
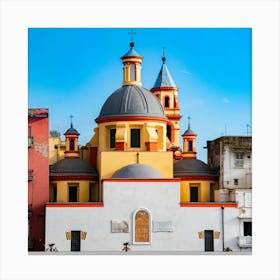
180 180 218 202
96 121 167 152
49 180 99 202
49 137 66 165
99 151 173 180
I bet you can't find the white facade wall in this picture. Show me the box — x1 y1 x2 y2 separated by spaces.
223 147 252 189
46 180 240 252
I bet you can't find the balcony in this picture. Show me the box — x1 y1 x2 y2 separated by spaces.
237 235 252 248
28 136 34 148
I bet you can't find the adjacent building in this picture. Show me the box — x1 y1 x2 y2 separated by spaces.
28 108 49 251
207 136 252 251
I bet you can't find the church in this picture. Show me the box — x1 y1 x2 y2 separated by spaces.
45 39 241 253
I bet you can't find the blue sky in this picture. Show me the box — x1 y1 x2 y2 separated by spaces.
28 28 251 162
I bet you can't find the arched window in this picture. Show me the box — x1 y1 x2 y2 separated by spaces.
188 140 193 152
166 124 172 141
130 64 136 81
133 209 151 244
164 96 170 108
70 139 75 151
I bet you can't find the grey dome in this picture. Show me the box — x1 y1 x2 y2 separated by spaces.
64 123 79 135
50 158 98 177
112 163 163 179
64 127 79 135
97 85 166 119
174 158 217 177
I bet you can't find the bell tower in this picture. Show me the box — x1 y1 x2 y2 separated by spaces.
121 35 143 86
151 52 182 148
64 116 80 158
182 117 197 159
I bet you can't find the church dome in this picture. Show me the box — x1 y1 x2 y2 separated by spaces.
50 158 98 177
97 85 166 120
173 158 217 177
112 163 163 179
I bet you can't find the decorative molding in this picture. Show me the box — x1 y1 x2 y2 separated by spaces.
46 203 104 208
65 232 71 240
81 231 87 240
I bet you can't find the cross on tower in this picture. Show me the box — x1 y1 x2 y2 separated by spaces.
136 152 139 164
128 29 136 42
162 46 166 63
187 116 191 128
70 114 74 128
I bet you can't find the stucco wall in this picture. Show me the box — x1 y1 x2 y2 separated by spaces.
46 180 240 252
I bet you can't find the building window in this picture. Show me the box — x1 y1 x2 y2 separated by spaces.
130 64 136 81
234 179 239 185
164 96 170 108
210 183 215 202
71 231 81 251
166 124 172 141
243 221 252 236
190 186 199 202
69 185 78 202
28 126 33 147
70 139 75 151
131 128 140 148
50 184 57 202
89 183 98 202
188 140 193 152
133 209 151 244
110 128 116 148
235 152 244 168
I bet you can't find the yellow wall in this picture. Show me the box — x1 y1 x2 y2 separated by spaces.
180 180 218 202
50 180 94 202
99 151 173 180
49 137 66 165
97 121 167 152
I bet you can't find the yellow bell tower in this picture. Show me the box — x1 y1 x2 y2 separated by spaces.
151 54 182 148
182 116 197 158
121 41 143 86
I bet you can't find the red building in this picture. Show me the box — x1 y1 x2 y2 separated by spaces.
28 108 49 251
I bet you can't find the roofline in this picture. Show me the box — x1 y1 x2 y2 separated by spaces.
46 202 104 208
95 115 168 124
180 202 238 208
103 178 180 183
50 175 98 181
150 86 179 92
173 175 218 180
208 135 252 142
